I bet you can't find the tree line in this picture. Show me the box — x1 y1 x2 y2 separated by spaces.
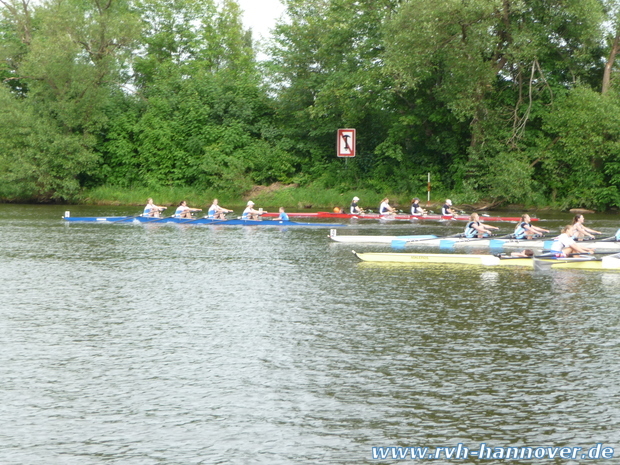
2 0 620 209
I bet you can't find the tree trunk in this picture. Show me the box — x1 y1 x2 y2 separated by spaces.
602 33 620 95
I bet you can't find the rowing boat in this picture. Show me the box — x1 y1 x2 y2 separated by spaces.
328 232 439 243
329 230 620 252
265 211 538 222
62 213 345 227
353 251 620 270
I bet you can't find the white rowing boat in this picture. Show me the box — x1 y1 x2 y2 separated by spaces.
330 230 620 252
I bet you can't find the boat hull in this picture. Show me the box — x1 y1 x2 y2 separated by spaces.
328 233 438 243
330 231 620 252
282 212 536 221
354 252 620 270
62 216 345 227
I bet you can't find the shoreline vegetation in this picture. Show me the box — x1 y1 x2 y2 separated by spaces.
0 183 606 215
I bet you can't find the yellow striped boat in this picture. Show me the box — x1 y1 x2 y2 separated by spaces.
352 251 620 270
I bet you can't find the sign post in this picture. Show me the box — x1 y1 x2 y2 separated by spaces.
337 129 356 158
427 173 431 205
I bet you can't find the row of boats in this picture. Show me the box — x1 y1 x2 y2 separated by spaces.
62 209 535 227
63 210 620 270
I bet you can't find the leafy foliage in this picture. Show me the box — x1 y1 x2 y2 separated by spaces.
2 0 620 209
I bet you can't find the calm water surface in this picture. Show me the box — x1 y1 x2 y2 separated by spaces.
1 205 619 464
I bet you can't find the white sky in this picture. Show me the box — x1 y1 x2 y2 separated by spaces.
235 0 286 41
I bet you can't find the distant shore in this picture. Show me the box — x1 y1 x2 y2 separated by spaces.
0 183 611 214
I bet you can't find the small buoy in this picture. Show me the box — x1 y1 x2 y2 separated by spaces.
333 207 341 213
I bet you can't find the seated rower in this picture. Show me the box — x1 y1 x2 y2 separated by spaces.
174 200 202 218
464 212 499 238
410 197 427 216
550 225 595 257
143 198 166 217
571 214 601 241
277 207 289 221
242 201 265 220
350 196 364 215
207 198 233 220
379 197 396 216
441 199 456 216
513 214 549 239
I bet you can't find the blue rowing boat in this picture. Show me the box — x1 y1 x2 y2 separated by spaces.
62 213 346 227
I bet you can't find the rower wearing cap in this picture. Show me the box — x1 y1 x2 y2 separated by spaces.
350 196 364 215
242 201 265 220
410 197 427 216
442 199 456 216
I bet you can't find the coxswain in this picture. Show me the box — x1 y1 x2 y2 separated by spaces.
277 207 289 221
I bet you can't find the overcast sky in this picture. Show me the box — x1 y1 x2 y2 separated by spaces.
235 0 286 41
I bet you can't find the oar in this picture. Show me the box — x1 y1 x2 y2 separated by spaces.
593 235 618 242
111 213 157 223
391 233 459 249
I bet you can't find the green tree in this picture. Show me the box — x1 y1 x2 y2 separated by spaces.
0 0 140 199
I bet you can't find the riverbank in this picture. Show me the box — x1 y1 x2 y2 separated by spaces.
1 182 604 214
56 183 547 213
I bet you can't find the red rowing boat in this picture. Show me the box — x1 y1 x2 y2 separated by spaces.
261 212 538 222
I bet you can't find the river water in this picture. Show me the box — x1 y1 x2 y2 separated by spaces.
1 205 619 464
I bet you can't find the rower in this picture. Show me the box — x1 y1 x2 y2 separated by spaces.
464 213 499 238
350 196 364 215
441 199 456 216
549 225 595 257
143 198 166 217
513 214 549 239
174 200 202 218
242 201 265 220
379 197 396 216
571 214 601 241
410 197 427 216
207 199 233 220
